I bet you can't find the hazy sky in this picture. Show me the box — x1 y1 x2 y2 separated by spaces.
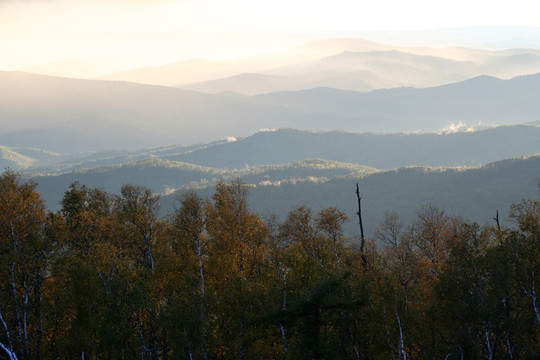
1 0 540 70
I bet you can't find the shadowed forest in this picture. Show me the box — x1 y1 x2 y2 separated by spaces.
1 171 539 359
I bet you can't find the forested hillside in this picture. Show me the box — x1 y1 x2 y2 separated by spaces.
30 155 540 237
1 171 538 359
160 126 540 169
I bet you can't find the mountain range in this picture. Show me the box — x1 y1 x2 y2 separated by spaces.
2 71 540 152
2 33 539 238
3 125 538 172
5 126 534 237
98 37 540 94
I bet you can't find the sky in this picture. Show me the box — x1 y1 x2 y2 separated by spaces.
1 0 540 71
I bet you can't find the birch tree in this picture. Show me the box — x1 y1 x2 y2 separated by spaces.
0 171 49 360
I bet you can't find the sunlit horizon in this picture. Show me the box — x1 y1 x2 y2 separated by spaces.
1 0 540 75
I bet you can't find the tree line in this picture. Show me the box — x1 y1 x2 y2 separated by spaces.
0 170 538 359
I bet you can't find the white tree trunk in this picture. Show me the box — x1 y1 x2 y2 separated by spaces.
0 343 18 360
519 271 540 326
484 323 493 360
395 308 406 360
197 237 208 360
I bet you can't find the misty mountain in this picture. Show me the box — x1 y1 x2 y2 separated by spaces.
5 124 539 173
161 126 540 170
0 146 38 170
0 116 180 153
182 73 312 95
96 38 393 90
186 50 479 94
92 36 540 95
250 74 540 131
99 59 245 87
0 146 65 170
18 56 139 80
0 71 333 150
180 47 540 95
2 71 540 153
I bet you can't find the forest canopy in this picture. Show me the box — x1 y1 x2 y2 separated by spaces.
0 170 538 359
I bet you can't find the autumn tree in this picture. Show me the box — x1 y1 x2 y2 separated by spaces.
0 171 50 360
115 184 167 359
50 182 137 358
165 191 209 359
205 180 270 359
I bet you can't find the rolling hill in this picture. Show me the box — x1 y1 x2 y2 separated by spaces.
164 155 540 237
31 158 378 211
27 154 539 238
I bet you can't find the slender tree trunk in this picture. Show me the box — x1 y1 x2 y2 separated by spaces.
506 335 514 359
0 311 17 360
0 343 18 360
280 324 288 355
280 278 289 356
519 272 540 326
382 305 395 360
355 184 367 267
493 210 501 231
134 311 145 360
313 298 321 360
22 273 29 360
350 331 360 360
484 322 493 360
197 237 208 360
183 327 194 360
238 321 245 360
33 254 47 360
502 297 514 359
10 262 23 358
529 287 540 326
395 308 406 360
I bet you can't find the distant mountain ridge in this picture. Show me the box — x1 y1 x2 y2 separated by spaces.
160 126 540 170
0 71 329 150
4 124 539 173
82 36 540 95
180 45 540 95
2 71 540 153
250 73 540 132
99 59 246 87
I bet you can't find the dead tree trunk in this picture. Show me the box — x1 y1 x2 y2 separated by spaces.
355 183 367 267
493 210 501 231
